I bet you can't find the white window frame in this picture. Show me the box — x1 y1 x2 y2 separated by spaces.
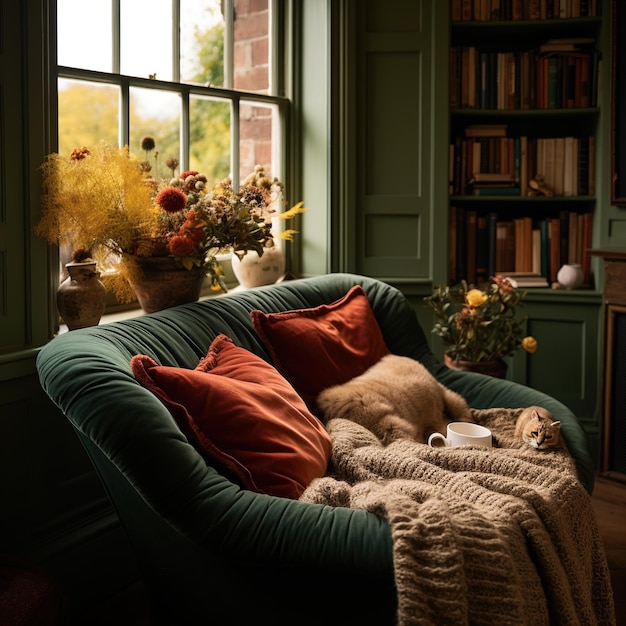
55 0 289 188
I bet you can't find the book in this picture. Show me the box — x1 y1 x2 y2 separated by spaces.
496 220 515 273
497 272 550 288
559 209 570 267
487 211 497 279
470 186 520 196
581 211 593 285
449 206 457 284
466 209 477 285
549 217 561 283
539 218 550 279
456 206 467 283
476 214 489 284
464 124 508 137
468 172 516 184
539 38 595 52
532 228 541 274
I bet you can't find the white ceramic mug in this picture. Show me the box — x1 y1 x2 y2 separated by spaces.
428 422 492 448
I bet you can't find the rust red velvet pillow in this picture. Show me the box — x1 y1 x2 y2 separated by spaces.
130 334 331 499
250 285 390 414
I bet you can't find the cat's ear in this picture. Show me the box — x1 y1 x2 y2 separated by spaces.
551 421 561 429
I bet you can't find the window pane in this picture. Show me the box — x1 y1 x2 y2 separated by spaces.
234 0 269 94
130 87 181 177
58 79 119 155
189 96 231 185
181 0 225 86
57 0 111 72
121 0 173 80
239 102 277 180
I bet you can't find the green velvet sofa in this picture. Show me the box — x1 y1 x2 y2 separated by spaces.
36 273 596 625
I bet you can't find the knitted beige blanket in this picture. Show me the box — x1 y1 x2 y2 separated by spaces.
300 408 615 626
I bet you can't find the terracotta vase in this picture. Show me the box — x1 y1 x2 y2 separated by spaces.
444 354 508 379
127 256 206 313
57 261 107 330
231 247 285 288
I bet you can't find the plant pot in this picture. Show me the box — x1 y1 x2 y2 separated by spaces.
127 256 206 313
444 354 508 379
57 261 107 330
231 247 285 289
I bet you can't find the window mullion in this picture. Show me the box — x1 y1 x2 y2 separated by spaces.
223 0 234 89
112 0 120 73
118 78 130 148
181 91 190 171
231 98 240 189
269 0 279 96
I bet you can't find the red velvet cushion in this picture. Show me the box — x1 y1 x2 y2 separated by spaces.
250 285 390 414
130 334 331 499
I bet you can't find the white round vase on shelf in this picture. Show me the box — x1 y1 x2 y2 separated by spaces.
231 246 286 289
557 263 584 289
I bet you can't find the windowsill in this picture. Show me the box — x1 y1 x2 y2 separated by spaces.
58 281 244 334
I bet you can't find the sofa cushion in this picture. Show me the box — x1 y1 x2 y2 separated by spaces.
250 285 390 414
130 334 331 499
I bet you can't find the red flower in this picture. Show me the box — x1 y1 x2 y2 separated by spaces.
168 235 197 257
180 170 199 180
155 186 187 214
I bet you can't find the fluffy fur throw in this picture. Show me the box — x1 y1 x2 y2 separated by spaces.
300 408 615 626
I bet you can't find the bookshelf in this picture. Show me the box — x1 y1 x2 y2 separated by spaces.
448 5 602 289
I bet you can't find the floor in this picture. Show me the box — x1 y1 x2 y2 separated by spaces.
591 477 626 626
72 476 626 626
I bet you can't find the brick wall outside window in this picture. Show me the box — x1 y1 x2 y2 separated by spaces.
234 0 273 177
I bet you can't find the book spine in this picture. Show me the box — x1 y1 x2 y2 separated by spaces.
488 211 498 279
476 214 489 284
466 209 478 285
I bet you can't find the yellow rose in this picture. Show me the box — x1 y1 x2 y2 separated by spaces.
521 336 538 353
466 289 488 309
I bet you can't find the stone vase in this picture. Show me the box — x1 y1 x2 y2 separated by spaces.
57 261 107 330
127 256 206 314
231 247 286 289
444 354 508 379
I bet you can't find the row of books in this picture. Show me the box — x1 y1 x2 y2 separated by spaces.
451 0 600 22
449 130 595 197
449 208 593 286
450 46 600 110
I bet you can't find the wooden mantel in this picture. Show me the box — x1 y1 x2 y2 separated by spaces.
589 248 626 261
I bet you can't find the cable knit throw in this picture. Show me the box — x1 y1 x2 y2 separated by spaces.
300 408 615 626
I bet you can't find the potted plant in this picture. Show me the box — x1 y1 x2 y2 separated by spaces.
424 276 537 378
36 139 305 312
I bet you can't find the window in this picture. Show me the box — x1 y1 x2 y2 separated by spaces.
54 0 289 296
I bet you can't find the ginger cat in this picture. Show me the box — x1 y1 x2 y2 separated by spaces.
515 405 561 450
316 354 472 445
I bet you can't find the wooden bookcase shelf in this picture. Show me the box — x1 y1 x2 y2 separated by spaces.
448 5 603 288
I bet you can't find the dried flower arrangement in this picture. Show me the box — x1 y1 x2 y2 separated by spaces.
424 276 538 363
36 139 305 302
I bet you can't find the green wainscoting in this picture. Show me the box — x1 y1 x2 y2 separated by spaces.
509 290 602 461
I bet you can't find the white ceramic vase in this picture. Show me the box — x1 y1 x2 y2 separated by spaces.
231 247 285 288
557 263 584 289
